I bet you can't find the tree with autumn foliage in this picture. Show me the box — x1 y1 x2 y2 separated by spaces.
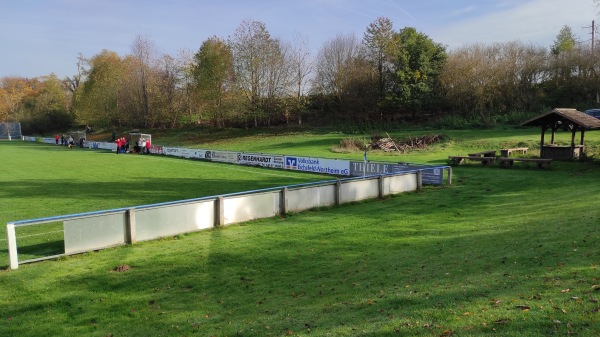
193 36 235 128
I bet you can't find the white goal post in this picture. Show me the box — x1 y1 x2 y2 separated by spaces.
0 122 22 140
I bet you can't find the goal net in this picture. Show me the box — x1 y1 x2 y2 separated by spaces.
0 122 22 140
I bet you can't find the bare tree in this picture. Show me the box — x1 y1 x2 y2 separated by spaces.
312 33 375 120
313 33 365 97
131 35 157 127
363 17 397 103
230 20 290 127
288 32 313 126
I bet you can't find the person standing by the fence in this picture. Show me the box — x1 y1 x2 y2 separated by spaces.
145 138 151 154
115 138 121 154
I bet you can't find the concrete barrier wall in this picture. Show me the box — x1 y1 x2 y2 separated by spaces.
385 173 418 194
7 172 421 269
223 191 280 225
286 185 336 212
64 212 127 254
135 199 216 241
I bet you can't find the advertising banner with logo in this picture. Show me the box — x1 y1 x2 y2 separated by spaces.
163 147 183 157
349 161 444 185
207 150 238 163
284 156 350 176
237 153 284 169
86 141 117 151
178 148 204 159
149 145 164 155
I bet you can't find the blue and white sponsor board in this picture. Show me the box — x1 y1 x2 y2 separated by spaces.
86 141 117 151
284 156 350 176
349 161 444 185
237 153 284 169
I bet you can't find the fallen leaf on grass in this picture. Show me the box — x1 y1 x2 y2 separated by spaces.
551 306 567 313
440 329 453 336
561 289 570 293
516 305 530 311
112 264 131 272
494 319 510 324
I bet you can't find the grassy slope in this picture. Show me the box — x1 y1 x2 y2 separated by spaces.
1 128 599 337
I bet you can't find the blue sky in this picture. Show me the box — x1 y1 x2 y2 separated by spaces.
0 0 596 78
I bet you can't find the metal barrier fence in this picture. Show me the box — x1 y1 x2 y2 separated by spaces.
23 136 451 185
6 171 425 269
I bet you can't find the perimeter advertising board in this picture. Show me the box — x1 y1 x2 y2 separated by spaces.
349 161 443 185
284 156 350 176
207 150 238 164
237 153 284 169
162 147 208 159
87 141 117 151
149 145 164 155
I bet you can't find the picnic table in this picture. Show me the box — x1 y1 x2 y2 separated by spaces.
500 147 528 157
467 150 496 157
448 155 496 166
498 157 551 169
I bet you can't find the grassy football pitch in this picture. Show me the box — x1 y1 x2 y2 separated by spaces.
0 130 599 336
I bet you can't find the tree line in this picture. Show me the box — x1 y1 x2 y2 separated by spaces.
1 18 599 133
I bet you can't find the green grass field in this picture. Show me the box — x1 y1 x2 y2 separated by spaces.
1 128 599 337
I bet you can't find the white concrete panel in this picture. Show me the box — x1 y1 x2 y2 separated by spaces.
340 178 379 203
135 200 216 241
64 213 126 254
287 185 336 212
223 192 279 225
385 174 418 194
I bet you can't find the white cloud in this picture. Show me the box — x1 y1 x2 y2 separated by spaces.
431 0 595 49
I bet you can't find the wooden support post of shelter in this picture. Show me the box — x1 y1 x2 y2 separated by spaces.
521 108 600 160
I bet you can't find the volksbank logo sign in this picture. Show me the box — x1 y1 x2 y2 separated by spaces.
286 157 297 169
285 156 350 175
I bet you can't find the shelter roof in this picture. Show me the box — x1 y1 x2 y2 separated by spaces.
521 108 600 130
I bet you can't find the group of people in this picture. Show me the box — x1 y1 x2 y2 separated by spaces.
116 137 151 154
115 137 129 154
55 134 75 148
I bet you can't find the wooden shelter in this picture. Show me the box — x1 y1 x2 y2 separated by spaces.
521 108 600 160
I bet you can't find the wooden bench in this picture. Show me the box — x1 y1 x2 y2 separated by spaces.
498 157 551 169
500 147 528 157
468 150 496 157
448 156 496 166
